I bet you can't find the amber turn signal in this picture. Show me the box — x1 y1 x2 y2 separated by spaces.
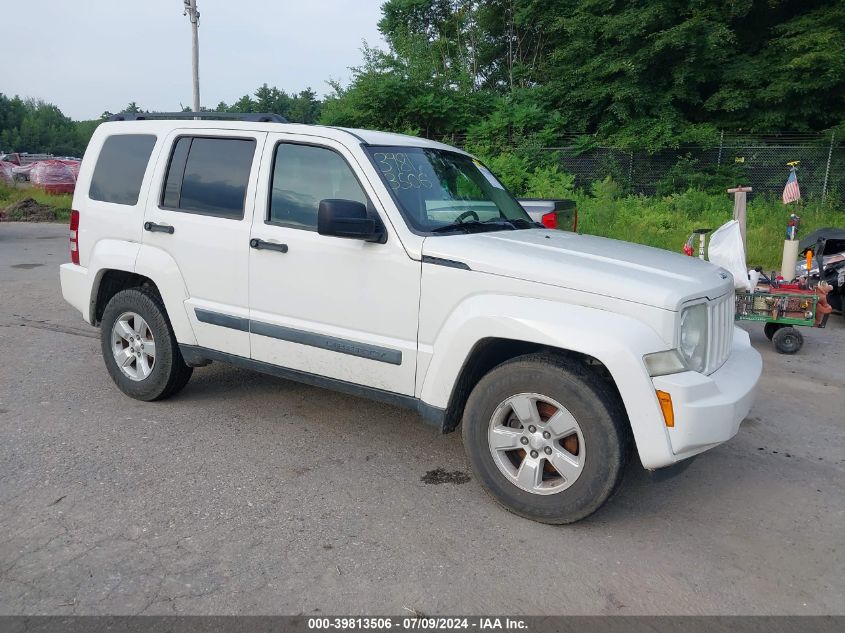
656 390 675 428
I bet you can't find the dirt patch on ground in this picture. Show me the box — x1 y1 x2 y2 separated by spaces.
421 468 471 485
0 198 57 222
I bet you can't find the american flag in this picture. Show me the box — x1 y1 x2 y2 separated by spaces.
782 168 801 204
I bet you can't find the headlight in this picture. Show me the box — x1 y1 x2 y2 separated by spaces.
679 303 708 373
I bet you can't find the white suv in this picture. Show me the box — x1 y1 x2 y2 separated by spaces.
60 113 762 523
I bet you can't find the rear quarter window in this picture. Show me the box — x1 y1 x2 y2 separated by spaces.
161 136 256 220
88 134 157 205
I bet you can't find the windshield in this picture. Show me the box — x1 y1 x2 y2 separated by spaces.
364 146 533 234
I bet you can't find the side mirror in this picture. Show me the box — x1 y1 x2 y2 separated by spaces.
317 199 384 242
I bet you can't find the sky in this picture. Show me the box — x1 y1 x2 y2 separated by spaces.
1 0 386 120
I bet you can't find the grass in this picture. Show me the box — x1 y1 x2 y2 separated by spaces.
0 182 73 222
484 153 845 271
570 184 845 271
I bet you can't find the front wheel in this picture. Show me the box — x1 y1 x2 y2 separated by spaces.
461 353 630 524
100 287 193 401
772 326 803 354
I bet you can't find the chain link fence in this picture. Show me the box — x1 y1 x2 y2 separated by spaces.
446 132 843 202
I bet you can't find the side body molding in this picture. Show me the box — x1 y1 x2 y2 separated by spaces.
417 295 675 469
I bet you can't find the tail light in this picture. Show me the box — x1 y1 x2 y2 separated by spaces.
541 208 578 231
69 210 80 265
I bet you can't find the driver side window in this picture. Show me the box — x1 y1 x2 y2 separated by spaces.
269 143 368 230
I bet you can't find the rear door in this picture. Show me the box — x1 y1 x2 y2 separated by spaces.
142 128 266 357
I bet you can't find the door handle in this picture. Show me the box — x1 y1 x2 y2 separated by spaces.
144 222 174 234
250 238 288 253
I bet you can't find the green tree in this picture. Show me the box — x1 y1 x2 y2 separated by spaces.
288 88 321 124
324 0 845 149
706 3 845 130
0 93 99 156
5 1 843 159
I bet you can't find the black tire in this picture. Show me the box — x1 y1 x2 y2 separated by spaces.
461 353 630 524
772 326 803 354
100 287 193 401
763 322 783 341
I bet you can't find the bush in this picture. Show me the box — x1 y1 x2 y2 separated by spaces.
482 153 532 193
655 154 746 196
524 166 576 199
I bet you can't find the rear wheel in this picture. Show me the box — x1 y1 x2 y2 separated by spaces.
100 287 193 400
461 353 629 524
772 326 803 354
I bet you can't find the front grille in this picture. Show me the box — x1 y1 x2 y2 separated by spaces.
706 292 735 374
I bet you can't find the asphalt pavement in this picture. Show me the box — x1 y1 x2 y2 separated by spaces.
1 222 843 615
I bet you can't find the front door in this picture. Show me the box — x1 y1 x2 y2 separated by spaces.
248 134 419 395
143 129 266 357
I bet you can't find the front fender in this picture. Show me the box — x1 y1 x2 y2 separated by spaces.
417 294 675 469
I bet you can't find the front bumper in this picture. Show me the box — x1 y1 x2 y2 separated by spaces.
652 327 762 463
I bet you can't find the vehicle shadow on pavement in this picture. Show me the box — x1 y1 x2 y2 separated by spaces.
162 360 750 527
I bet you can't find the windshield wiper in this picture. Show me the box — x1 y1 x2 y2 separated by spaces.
430 218 517 234
482 217 534 229
430 220 482 234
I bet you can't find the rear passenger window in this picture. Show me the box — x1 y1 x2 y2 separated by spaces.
161 136 256 219
89 134 156 205
269 143 368 229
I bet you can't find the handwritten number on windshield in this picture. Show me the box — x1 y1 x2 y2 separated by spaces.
373 152 432 190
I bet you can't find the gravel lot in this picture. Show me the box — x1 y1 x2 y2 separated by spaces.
1 222 843 615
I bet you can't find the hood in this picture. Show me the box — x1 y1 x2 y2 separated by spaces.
422 229 734 311
799 227 845 255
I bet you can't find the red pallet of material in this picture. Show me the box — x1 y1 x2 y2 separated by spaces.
59 159 81 181
30 160 76 195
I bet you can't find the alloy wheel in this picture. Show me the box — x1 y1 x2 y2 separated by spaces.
111 311 156 381
487 392 586 495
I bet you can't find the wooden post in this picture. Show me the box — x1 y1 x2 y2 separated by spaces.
727 186 752 251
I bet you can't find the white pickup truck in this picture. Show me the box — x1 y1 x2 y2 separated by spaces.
60 113 762 523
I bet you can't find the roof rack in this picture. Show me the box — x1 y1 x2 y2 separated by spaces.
108 112 288 123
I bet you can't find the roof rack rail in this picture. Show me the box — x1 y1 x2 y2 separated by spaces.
108 112 288 123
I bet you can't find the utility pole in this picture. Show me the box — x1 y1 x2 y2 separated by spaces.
727 186 752 252
184 0 200 113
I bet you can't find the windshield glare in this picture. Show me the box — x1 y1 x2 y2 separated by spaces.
365 146 532 233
